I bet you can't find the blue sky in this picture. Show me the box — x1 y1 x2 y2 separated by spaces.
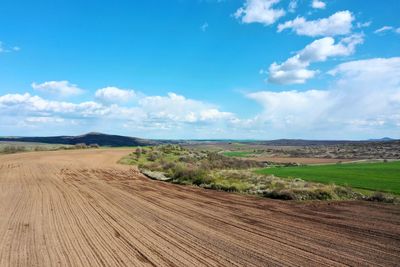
1 0 399 139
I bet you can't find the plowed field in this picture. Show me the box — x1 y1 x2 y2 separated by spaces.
0 149 399 266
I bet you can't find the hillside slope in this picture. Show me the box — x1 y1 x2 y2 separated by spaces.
0 132 162 147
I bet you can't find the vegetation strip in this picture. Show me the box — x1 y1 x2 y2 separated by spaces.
120 145 398 202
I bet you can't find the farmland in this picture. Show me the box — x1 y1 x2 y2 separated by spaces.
256 161 400 195
1 138 399 266
186 139 400 161
0 149 399 266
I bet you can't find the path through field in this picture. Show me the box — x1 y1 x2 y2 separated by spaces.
0 149 399 266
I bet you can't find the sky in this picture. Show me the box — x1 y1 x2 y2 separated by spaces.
0 0 399 140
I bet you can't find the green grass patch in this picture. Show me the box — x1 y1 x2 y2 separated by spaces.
255 161 400 195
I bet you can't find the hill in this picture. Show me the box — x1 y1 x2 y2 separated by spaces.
0 132 163 147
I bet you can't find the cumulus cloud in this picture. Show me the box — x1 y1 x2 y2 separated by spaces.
1 57 399 139
234 0 285 26
311 0 326 9
95 87 136 103
138 93 234 123
0 91 237 137
266 34 363 84
248 57 400 138
278 10 354 37
31 81 84 98
0 93 107 117
247 90 331 127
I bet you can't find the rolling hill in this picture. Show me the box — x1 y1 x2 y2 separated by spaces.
0 132 163 147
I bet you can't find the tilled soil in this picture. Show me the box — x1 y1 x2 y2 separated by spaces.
0 149 399 266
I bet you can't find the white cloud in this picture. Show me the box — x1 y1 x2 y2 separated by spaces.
268 61 316 85
0 92 235 123
0 93 106 116
278 10 354 37
25 117 65 124
0 91 237 137
95 87 136 103
374 26 400 35
1 57 399 139
356 21 371 28
248 57 400 138
138 93 235 123
247 90 331 126
31 81 84 98
234 0 285 26
311 0 326 9
374 26 393 34
267 34 363 84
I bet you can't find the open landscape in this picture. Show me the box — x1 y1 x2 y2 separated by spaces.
1 148 400 266
2 0 400 265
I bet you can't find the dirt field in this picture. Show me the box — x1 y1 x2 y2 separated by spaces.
0 149 399 266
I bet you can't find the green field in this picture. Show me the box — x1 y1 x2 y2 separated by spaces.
255 161 400 195
222 151 253 157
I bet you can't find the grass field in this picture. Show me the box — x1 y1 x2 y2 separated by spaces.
255 161 400 195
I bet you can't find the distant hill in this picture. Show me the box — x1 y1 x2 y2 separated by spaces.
368 137 394 141
183 138 399 146
0 132 164 147
252 139 364 146
0 133 398 147
250 139 398 146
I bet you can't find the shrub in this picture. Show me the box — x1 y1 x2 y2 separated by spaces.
161 161 176 171
263 190 295 200
135 147 142 158
147 151 161 161
333 186 359 199
89 144 100 148
171 165 207 183
308 189 333 200
2 145 27 154
366 192 395 203
74 143 87 149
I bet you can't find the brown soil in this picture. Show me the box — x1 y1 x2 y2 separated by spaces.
0 149 399 266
